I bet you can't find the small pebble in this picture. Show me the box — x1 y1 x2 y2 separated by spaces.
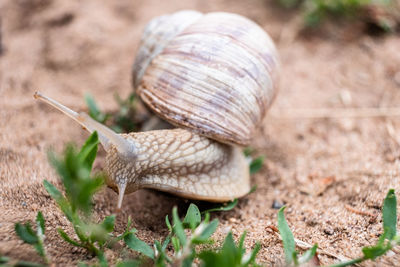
324 227 334 235
305 217 318 227
271 200 284 210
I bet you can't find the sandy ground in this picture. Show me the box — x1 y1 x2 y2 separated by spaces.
1 0 400 266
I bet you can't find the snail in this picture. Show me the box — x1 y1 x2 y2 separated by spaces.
34 10 279 209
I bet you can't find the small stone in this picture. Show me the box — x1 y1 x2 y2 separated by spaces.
305 217 318 227
229 217 237 223
271 200 284 210
324 227 334 235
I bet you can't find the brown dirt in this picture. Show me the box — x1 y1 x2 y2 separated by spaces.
1 0 400 266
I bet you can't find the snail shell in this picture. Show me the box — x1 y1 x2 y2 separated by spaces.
133 10 279 146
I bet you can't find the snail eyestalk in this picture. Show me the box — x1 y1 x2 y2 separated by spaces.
33 91 136 156
117 182 127 211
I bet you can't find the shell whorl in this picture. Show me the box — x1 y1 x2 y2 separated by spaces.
132 10 203 88
133 11 279 146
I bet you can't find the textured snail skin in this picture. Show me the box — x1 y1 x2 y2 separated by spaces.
105 128 250 201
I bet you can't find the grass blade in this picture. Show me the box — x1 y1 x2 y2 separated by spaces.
172 207 186 246
43 180 73 221
277 206 296 265
85 94 108 124
298 244 318 264
58 228 83 247
242 242 261 266
36 212 45 235
329 257 364 267
192 219 219 244
78 131 99 171
165 215 172 232
124 233 155 259
383 189 397 239
15 223 38 244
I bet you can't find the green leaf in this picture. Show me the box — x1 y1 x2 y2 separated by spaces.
250 156 264 174
362 244 390 260
328 257 363 267
154 240 169 267
243 147 254 157
115 260 141 267
43 180 73 220
0 256 9 264
7 261 47 267
248 185 257 194
14 213 49 263
96 251 108 267
116 217 135 241
220 232 239 264
292 251 299 266
203 212 210 224
85 94 108 124
75 175 104 215
182 253 195 267
238 231 247 253
162 235 170 251
36 212 45 235
383 189 397 240
298 244 318 264
101 215 115 233
183 204 201 230
277 206 296 265
43 179 62 201
201 199 238 214
15 223 38 244
33 244 46 260
199 231 258 267
78 131 99 172
171 236 180 252
172 207 186 246
165 215 172 232
242 242 261 266
124 233 155 259
192 219 219 244
57 228 83 247
198 251 220 267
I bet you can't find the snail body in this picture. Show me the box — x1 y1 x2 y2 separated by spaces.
35 10 278 208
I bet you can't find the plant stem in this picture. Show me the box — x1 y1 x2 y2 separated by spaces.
328 257 363 267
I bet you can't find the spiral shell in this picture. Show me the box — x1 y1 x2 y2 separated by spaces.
133 10 279 146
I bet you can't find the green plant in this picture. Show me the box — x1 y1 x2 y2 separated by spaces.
124 203 260 267
43 131 133 266
85 93 137 133
243 147 265 175
277 189 399 266
199 232 261 267
277 207 318 266
278 0 397 29
12 131 256 266
14 212 50 265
